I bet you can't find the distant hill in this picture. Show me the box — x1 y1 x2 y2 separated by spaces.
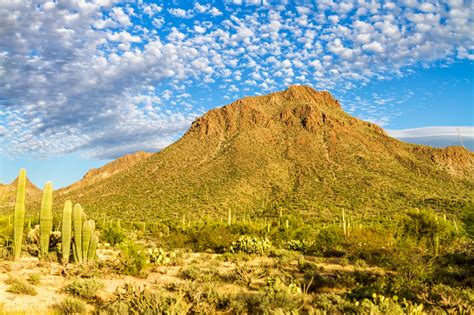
0 176 41 214
7 86 474 222
59 151 152 194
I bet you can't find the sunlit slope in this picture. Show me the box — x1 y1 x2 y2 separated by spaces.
33 86 474 221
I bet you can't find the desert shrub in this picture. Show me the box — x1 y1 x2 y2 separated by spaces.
187 224 235 252
418 284 474 314
231 264 267 289
64 278 104 299
27 273 41 285
57 297 87 313
433 237 474 286
116 241 148 276
180 265 201 281
180 265 220 283
177 281 231 313
99 283 190 314
257 277 303 312
313 227 346 257
102 224 126 246
462 206 474 238
5 276 37 295
355 293 405 315
312 293 357 313
284 239 314 253
229 236 271 255
399 209 455 255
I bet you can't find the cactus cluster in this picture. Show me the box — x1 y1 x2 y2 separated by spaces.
11 169 98 264
66 203 98 263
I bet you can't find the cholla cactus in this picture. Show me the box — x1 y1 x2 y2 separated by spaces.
13 169 27 260
39 181 53 257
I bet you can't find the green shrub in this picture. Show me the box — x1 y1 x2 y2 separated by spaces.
64 278 104 299
5 276 37 295
27 273 41 285
57 297 87 313
314 227 346 257
102 224 126 246
116 241 148 276
257 277 303 312
284 239 314 253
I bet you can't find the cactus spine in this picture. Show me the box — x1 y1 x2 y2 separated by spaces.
13 169 27 260
73 204 83 262
61 200 72 264
39 181 53 257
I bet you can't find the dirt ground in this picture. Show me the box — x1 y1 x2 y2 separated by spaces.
0 251 385 314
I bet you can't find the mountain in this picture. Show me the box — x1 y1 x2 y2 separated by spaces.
59 151 152 194
18 86 474 221
0 176 41 212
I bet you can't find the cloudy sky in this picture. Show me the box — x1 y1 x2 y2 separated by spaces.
0 0 473 188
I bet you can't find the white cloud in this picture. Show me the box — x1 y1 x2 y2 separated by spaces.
363 41 384 53
0 1 473 159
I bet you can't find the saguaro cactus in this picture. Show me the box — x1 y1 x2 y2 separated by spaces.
61 200 73 264
73 204 83 262
39 181 53 257
13 169 27 260
82 220 94 261
227 209 232 226
88 234 98 262
342 209 347 237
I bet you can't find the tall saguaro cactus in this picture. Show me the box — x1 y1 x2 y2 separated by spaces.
73 204 83 262
61 200 73 264
13 169 27 260
39 181 53 257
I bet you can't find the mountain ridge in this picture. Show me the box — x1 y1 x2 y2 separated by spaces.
3 85 473 221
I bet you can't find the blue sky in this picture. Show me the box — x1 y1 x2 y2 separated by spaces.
0 0 473 188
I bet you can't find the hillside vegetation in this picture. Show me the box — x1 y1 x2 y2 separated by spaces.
48 85 474 223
